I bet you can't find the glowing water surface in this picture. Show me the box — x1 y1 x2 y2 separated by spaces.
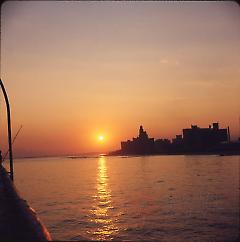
89 156 119 239
13 155 239 241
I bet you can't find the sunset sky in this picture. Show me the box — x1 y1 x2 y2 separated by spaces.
1 1 240 157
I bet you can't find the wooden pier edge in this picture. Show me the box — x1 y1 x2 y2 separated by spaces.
0 165 52 241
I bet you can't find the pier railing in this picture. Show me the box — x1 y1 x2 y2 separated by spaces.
0 79 14 180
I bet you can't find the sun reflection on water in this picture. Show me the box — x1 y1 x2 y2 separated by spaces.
88 156 119 240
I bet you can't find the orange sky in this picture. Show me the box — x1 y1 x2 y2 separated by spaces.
1 1 240 157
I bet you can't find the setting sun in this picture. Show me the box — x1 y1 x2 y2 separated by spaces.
98 135 104 142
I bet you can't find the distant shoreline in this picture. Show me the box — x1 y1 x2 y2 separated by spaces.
107 150 240 157
6 151 240 161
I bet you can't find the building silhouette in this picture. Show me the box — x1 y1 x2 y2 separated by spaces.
118 122 234 155
183 122 229 151
155 138 171 153
121 126 155 154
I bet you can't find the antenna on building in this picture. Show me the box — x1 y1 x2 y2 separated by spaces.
227 126 230 143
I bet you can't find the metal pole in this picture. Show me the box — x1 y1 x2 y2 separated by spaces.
0 79 14 181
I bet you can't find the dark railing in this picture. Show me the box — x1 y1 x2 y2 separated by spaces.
0 79 14 181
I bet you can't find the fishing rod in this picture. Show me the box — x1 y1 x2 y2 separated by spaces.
3 125 23 161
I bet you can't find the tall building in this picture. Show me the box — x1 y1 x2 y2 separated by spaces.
121 126 155 154
182 122 229 151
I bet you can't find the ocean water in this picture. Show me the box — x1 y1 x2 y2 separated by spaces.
12 155 239 241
